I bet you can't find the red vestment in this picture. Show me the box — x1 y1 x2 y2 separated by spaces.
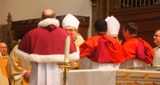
80 34 124 64
16 18 79 85
122 38 155 64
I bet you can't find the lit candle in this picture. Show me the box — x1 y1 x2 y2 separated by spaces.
64 36 70 62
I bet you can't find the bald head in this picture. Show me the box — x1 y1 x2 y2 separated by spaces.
41 9 56 20
0 42 8 56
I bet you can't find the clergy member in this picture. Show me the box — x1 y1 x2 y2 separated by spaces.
62 13 84 69
120 22 155 68
153 29 160 66
0 53 9 85
0 42 10 78
8 44 31 85
16 9 79 85
79 19 124 69
62 13 84 49
105 16 121 42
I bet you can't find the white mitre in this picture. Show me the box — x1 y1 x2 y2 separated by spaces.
105 15 120 37
62 13 80 30
62 13 84 40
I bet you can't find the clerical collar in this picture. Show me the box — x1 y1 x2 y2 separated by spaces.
97 32 106 36
130 36 137 38
1 55 7 58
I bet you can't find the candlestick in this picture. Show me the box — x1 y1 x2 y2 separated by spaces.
64 36 70 62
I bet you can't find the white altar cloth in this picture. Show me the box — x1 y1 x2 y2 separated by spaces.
67 69 116 85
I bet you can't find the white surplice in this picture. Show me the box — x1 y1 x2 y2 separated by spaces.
30 62 62 85
153 47 160 66
119 59 149 69
79 57 120 70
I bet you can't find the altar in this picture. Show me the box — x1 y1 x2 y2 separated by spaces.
67 69 116 85
116 68 160 85
66 67 160 85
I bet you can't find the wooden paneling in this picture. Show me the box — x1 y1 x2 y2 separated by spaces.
109 5 160 47
11 15 89 40
91 0 108 36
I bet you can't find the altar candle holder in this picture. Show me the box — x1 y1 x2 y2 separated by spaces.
58 36 75 85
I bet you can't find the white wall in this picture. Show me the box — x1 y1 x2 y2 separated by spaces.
0 0 92 37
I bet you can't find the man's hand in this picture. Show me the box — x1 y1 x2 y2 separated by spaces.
24 70 30 79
